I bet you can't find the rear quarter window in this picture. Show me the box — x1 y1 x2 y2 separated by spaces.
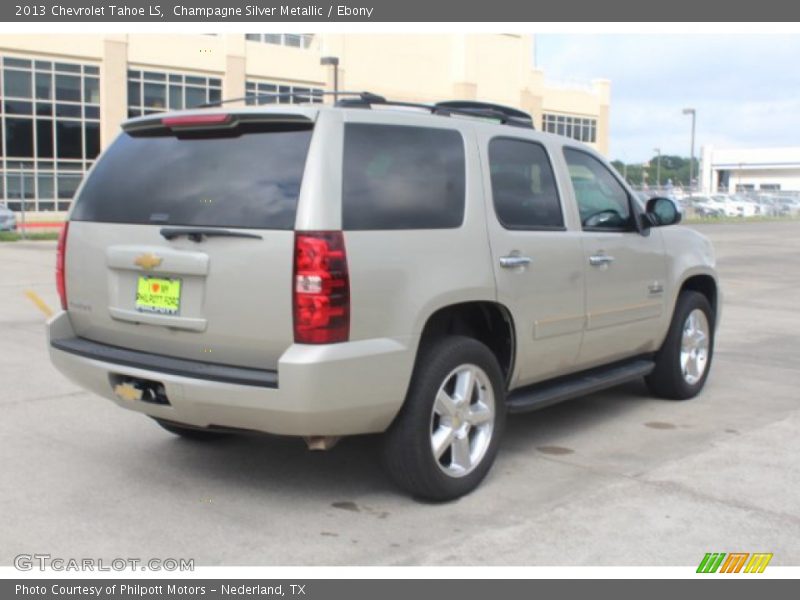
342 123 465 230
71 122 313 230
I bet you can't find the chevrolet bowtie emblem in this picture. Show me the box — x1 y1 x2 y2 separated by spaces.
113 382 142 402
134 253 162 270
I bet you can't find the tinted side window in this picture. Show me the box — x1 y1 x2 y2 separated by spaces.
72 124 313 229
563 148 632 230
342 124 465 230
488 138 564 229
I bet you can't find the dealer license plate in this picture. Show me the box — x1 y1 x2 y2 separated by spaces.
135 276 181 315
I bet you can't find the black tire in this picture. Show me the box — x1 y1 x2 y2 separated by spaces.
382 335 506 501
646 291 715 400
153 418 230 441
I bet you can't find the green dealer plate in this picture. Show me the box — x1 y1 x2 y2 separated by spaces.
135 276 182 315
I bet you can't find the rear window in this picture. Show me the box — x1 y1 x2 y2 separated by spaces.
71 122 313 229
342 123 465 230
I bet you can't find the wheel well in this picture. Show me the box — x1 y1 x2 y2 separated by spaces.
680 275 718 317
419 302 515 383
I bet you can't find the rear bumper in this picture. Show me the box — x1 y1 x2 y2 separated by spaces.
47 311 417 436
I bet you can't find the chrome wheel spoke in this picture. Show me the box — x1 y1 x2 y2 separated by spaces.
432 426 456 460
454 368 476 405
695 331 708 349
686 355 697 379
680 350 690 372
451 436 471 471
434 390 457 418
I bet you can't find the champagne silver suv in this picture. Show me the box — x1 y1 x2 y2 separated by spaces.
48 95 720 500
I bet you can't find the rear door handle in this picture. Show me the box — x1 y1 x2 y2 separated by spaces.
499 255 532 268
589 254 615 266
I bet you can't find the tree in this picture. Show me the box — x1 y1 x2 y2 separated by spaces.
612 155 698 187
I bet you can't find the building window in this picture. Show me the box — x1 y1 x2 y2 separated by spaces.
127 69 222 117
245 80 324 105
542 113 597 143
0 56 100 212
245 33 314 49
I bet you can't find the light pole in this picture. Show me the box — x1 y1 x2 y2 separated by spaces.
19 171 27 240
320 56 340 103
653 147 661 189
683 108 696 191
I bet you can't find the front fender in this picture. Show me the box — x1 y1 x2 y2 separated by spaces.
659 225 721 341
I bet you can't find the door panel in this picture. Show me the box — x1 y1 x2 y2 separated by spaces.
492 231 586 386
561 147 667 367
578 230 667 366
480 135 585 386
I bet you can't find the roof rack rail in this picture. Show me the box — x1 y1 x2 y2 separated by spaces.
336 93 534 129
434 101 534 129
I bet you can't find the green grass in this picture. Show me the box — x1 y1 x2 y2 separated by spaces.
0 231 60 242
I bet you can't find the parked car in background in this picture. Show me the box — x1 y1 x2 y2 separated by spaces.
776 196 800 217
712 194 756 217
688 195 724 218
728 194 759 217
752 194 782 217
0 203 17 231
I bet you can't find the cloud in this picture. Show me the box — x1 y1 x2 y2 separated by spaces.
536 34 800 161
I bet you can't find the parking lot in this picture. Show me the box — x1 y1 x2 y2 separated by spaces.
1 221 799 566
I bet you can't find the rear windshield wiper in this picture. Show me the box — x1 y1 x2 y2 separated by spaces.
160 227 263 243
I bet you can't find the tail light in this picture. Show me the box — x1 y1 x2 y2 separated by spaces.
161 113 232 129
293 231 349 344
56 222 69 310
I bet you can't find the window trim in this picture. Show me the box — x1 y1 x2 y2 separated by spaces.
562 145 643 234
487 135 567 232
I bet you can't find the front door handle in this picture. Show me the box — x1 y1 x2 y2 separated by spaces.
499 255 532 269
589 254 615 267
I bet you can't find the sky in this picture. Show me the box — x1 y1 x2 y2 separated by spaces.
535 34 800 163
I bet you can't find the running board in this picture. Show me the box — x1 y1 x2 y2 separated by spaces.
506 358 655 414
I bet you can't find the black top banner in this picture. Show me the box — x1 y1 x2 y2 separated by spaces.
3 0 800 22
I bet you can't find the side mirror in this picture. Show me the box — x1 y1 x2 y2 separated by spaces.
644 196 682 227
